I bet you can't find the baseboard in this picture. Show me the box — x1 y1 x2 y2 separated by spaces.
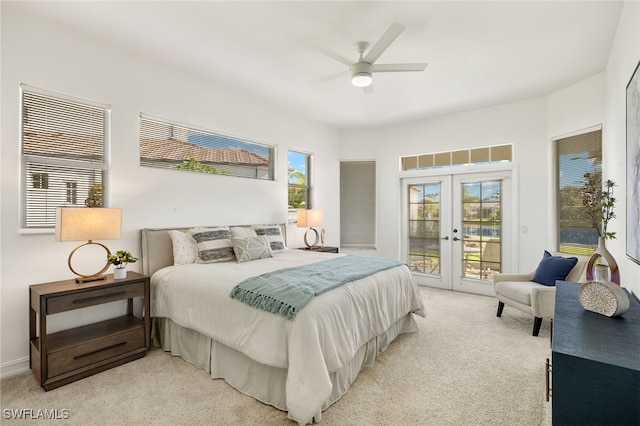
1 357 30 379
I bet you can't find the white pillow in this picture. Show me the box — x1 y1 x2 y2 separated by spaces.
168 230 197 265
187 226 235 263
231 236 274 263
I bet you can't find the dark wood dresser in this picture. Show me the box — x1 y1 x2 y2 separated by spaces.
551 281 640 425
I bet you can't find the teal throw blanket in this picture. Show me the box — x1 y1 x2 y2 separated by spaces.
230 255 404 319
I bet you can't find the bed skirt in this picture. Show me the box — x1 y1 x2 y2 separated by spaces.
152 313 418 423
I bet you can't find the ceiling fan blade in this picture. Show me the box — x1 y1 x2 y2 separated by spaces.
310 70 349 85
372 63 428 73
363 22 405 64
312 41 354 67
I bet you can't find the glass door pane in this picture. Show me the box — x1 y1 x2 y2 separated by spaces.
453 172 512 297
402 175 452 290
408 183 441 275
461 180 502 280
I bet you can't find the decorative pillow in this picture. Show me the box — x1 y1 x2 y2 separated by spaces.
168 230 198 265
231 236 274 263
531 251 578 286
187 227 235 263
230 226 257 239
253 225 286 253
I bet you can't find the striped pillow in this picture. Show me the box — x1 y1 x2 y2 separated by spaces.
187 227 235 263
253 225 286 253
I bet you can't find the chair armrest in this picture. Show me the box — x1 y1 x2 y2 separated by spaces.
531 286 557 318
493 272 535 283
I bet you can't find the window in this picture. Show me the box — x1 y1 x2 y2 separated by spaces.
65 181 78 204
401 144 512 171
288 150 311 210
555 128 602 255
32 173 49 189
21 85 110 230
340 161 376 248
139 115 275 180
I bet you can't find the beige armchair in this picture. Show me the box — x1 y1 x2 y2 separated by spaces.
493 252 589 336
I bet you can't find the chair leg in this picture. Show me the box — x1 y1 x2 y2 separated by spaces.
533 317 543 336
496 301 505 317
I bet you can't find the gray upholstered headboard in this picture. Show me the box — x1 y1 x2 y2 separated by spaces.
140 224 287 277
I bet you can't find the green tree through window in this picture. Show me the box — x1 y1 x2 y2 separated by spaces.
288 150 310 209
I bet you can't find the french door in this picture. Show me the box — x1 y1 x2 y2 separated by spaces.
401 170 513 296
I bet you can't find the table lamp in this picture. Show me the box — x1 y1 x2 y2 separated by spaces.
55 207 122 283
297 209 323 248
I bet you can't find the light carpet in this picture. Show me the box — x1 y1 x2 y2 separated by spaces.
1 286 552 425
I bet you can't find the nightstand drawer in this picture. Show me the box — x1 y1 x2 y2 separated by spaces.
47 327 145 378
47 281 145 314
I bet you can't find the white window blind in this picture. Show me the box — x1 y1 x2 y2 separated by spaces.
21 85 110 230
139 115 275 180
340 161 376 248
555 128 602 254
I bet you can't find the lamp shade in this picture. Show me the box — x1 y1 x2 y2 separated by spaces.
55 207 122 242
297 209 323 228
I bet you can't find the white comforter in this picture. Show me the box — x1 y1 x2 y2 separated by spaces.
151 250 425 424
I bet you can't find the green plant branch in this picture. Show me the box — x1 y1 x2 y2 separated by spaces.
581 173 616 239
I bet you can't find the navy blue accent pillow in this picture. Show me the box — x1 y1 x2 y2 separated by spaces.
531 251 578 286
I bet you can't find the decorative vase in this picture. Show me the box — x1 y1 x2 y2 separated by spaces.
113 267 127 279
586 237 620 284
594 264 609 281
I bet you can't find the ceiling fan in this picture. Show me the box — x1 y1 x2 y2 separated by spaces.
312 23 428 93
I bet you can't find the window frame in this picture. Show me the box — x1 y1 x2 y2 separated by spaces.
554 126 602 255
20 84 111 232
288 149 312 211
139 114 276 181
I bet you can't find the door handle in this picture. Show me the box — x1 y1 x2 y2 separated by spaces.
453 237 461 241
441 236 449 240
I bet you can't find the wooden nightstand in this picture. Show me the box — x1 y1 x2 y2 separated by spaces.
298 246 339 253
29 272 150 390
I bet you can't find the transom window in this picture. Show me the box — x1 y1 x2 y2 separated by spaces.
20 85 110 230
401 144 512 171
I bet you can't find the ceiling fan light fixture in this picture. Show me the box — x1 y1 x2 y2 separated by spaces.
352 72 372 87
351 62 373 87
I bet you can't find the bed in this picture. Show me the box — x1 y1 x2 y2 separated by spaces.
141 224 425 424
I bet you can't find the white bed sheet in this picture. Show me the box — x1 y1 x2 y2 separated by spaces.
151 250 425 424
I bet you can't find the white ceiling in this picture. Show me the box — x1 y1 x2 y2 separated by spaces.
20 1 623 129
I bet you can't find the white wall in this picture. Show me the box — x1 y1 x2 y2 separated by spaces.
0 5 339 375
340 97 550 271
548 73 606 139
604 0 640 297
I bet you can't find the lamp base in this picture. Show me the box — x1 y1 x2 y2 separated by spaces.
75 274 108 284
69 240 111 284
303 227 320 248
